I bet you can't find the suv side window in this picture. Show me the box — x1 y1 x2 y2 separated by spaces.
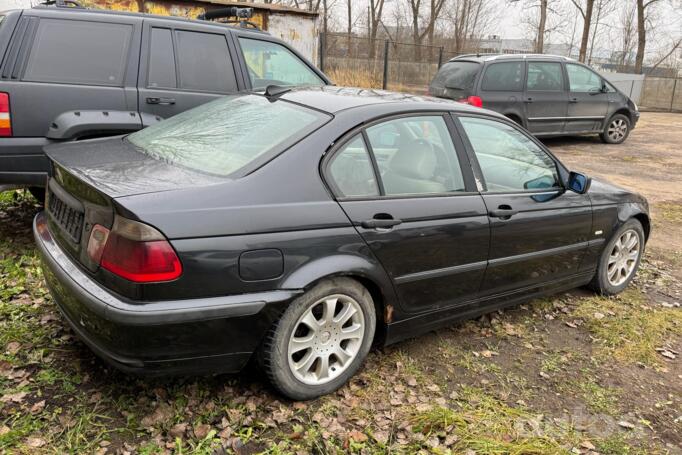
238 38 324 89
566 63 602 93
459 116 560 192
23 19 132 86
526 62 563 91
481 62 524 91
327 135 379 198
174 30 237 93
148 27 176 88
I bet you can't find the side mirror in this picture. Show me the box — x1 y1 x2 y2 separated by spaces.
567 171 591 194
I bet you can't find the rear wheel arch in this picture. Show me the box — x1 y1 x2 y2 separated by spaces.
504 113 524 127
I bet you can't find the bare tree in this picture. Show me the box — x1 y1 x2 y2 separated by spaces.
635 0 664 73
618 2 637 69
368 0 386 58
447 0 496 54
570 0 594 62
407 0 446 60
535 0 547 53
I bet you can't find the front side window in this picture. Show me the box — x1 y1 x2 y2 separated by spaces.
481 62 524 92
566 63 603 93
366 116 466 196
127 95 329 177
526 62 563 91
459 116 560 192
238 38 324 89
327 135 379 198
175 30 237 92
24 19 132 86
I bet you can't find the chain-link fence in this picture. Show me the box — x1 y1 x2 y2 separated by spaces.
320 33 682 112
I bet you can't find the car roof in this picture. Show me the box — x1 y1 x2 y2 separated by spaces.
279 86 499 116
21 5 271 34
448 53 575 64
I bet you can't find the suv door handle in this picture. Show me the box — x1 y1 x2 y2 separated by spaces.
524 97 533 103
360 214 402 229
489 205 518 219
569 97 579 103
146 97 176 105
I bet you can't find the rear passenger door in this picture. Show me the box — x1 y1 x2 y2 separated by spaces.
477 61 525 121
138 20 242 120
523 61 568 135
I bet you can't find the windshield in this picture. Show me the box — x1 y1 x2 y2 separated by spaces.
127 95 329 177
429 61 480 99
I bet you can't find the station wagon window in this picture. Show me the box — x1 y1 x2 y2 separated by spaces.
127 94 329 177
238 38 325 89
327 135 379 198
459 116 560 192
23 19 132 86
148 28 176 88
366 116 466 196
526 62 563 91
566 63 603 93
175 30 237 92
481 62 524 91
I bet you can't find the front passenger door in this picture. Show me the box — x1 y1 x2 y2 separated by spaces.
564 63 609 133
456 115 592 302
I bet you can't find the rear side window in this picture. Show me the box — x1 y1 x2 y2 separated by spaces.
175 30 237 93
127 95 329 177
526 62 563 91
23 19 132 86
481 62 524 91
238 38 324 89
148 28 176 88
429 61 480 98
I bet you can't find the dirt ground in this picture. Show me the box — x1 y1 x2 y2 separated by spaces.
0 112 680 454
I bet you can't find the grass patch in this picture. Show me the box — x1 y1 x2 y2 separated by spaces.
576 378 621 415
572 289 682 366
655 201 682 223
409 386 569 454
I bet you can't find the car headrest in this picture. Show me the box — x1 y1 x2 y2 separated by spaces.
389 138 437 180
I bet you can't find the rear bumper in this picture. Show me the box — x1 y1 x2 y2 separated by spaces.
0 137 52 186
33 212 301 375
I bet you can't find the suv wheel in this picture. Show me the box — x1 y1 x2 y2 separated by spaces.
260 277 376 400
588 219 644 295
600 114 630 144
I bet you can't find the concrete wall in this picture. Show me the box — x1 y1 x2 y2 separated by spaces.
599 71 645 104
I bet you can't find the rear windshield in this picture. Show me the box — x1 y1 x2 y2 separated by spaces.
127 95 329 177
429 61 480 99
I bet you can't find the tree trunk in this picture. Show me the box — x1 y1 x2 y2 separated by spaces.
635 0 645 73
578 0 594 62
587 0 602 65
535 0 547 54
346 0 352 56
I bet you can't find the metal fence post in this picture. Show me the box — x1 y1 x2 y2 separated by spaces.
437 47 444 69
670 78 678 112
319 33 325 73
382 40 389 90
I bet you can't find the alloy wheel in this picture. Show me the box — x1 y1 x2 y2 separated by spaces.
607 119 628 142
607 229 640 286
287 294 365 385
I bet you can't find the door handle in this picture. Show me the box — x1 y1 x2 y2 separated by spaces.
489 205 518 219
569 97 579 103
146 97 176 105
360 214 402 229
524 97 533 103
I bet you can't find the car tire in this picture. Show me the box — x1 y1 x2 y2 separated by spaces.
600 114 630 144
28 187 45 205
260 277 376 400
588 219 645 295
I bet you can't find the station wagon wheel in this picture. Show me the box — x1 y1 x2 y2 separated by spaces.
601 114 630 144
287 294 365 385
260 278 376 400
589 219 644 295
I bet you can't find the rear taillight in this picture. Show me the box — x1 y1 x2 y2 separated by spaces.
89 216 182 283
0 92 11 137
458 95 483 108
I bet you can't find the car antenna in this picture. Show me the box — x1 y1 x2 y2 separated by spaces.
264 85 292 101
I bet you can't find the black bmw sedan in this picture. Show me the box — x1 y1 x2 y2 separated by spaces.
34 87 649 400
